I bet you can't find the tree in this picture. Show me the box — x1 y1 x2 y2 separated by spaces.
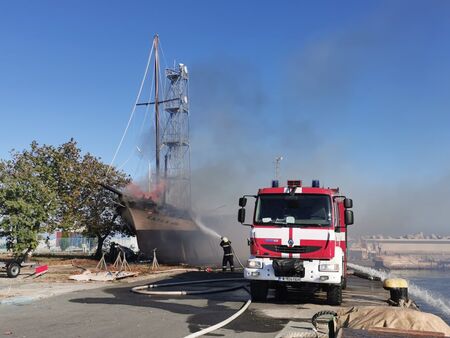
78 153 131 258
0 142 59 256
49 139 85 231
0 140 130 258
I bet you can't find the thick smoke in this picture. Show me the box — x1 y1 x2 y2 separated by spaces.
188 60 358 257
124 4 450 264
276 4 450 238
187 3 450 256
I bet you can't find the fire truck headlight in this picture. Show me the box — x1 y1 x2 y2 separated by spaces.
319 263 340 272
247 260 263 269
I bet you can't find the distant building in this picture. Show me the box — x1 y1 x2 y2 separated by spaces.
363 238 450 255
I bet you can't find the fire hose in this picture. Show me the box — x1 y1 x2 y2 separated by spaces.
231 247 246 269
131 278 251 338
132 277 336 338
131 278 247 295
131 246 334 338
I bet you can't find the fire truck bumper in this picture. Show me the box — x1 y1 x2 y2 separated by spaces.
244 257 342 285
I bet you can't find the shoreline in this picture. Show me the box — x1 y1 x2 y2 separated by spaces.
349 263 450 325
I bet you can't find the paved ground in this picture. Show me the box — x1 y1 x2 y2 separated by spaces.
0 272 389 338
0 260 195 304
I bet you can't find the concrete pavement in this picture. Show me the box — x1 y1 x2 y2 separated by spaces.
0 271 389 337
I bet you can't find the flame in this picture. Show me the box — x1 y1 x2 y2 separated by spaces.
125 180 166 202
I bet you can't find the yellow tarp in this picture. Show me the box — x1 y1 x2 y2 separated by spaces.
337 306 450 336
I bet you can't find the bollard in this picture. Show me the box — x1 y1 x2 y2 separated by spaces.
383 278 409 306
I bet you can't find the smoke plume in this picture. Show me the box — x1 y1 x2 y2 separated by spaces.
187 3 450 255
125 4 450 263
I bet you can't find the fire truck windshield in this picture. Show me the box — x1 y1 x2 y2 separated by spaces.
254 194 332 226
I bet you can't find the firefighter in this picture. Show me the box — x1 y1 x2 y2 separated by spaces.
220 237 234 272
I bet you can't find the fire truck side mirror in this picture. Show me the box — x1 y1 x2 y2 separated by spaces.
344 198 353 209
238 208 246 223
239 197 247 207
345 209 354 225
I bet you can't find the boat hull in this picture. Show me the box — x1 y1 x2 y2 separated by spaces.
119 197 220 264
135 229 219 264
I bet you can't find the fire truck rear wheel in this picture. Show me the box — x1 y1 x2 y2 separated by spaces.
327 285 342 305
250 281 268 302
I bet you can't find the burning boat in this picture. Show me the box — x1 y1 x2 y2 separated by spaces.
105 35 218 264
103 184 218 264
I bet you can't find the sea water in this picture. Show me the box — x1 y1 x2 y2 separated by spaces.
348 263 450 324
395 269 450 324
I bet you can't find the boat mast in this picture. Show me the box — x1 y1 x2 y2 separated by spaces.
135 35 191 209
154 34 160 184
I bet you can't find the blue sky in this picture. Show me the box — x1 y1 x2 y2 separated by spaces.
1 1 450 234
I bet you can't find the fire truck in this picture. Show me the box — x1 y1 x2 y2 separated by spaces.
237 179 354 305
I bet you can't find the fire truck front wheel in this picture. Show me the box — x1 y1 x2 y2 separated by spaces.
327 284 342 305
250 281 269 302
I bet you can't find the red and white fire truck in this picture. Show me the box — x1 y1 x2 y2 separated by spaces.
238 179 354 305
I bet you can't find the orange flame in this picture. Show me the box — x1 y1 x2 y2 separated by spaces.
125 180 166 202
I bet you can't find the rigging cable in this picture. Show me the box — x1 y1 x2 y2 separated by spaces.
107 42 154 175
158 38 169 95
117 70 154 174
137 78 154 141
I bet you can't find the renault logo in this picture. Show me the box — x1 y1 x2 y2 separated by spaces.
288 239 294 246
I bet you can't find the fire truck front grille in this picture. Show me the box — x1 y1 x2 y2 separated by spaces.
261 245 321 254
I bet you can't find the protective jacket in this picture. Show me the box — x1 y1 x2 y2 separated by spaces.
220 240 233 256
220 240 234 272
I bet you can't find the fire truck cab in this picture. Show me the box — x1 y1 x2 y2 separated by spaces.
238 180 354 305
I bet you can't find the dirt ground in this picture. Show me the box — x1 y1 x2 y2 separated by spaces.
0 254 201 304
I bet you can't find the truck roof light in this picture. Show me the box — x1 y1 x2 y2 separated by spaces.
287 180 302 187
312 180 320 188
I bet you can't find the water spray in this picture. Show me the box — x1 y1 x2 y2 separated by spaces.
190 212 222 239
190 212 246 269
348 263 450 319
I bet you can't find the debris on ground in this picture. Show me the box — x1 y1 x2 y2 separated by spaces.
69 270 138 282
24 265 49 279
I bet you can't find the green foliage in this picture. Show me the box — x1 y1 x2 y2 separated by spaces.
0 142 59 255
78 153 131 257
0 139 130 256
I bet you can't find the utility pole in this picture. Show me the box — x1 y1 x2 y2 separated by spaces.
274 156 283 181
